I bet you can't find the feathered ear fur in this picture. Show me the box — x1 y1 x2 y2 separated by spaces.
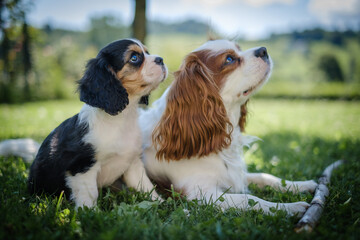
239 100 249 132
153 53 233 161
78 58 129 115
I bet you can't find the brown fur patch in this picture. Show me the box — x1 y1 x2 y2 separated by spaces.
124 44 143 59
196 49 248 132
239 100 249 132
152 53 233 161
194 49 242 88
142 45 149 54
114 44 148 95
116 65 146 95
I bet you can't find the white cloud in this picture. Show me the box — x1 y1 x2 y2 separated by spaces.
308 0 360 25
166 0 296 9
28 0 133 30
182 0 232 6
241 0 296 7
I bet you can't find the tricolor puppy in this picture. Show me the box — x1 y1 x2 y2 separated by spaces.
140 40 317 216
28 39 167 208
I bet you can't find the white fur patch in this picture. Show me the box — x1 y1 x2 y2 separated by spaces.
194 39 238 52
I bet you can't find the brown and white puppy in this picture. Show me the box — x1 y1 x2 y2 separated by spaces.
28 39 167 208
139 39 317 216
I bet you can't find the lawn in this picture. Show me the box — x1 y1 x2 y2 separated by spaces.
1 98 359 239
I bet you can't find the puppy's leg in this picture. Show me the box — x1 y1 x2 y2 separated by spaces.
123 158 160 200
247 173 317 193
66 165 100 209
215 192 309 217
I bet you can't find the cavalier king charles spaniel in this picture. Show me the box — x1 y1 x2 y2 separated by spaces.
28 39 167 208
139 39 317 216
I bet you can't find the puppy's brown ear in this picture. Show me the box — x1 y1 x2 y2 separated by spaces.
153 53 233 161
239 100 249 132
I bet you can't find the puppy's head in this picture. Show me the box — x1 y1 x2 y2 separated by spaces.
192 39 272 131
153 39 271 161
78 39 167 115
193 39 272 103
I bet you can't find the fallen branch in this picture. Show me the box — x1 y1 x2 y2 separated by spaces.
295 160 344 233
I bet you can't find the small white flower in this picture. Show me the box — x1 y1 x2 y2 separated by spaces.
183 209 190 217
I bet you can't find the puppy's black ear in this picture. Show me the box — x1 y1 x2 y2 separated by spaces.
78 58 129 115
139 95 149 105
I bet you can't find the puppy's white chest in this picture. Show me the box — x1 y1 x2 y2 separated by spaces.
79 105 142 186
92 115 141 160
80 105 141 161
96 123 141 187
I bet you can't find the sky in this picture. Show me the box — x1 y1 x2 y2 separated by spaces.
27 0 360 39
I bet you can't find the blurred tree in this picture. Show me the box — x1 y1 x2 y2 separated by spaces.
330 31 344 46
0 0 14 102
0 28 13 102
22 20 31 99
318 54 344 82
0 0 33 103
132 0 146 43
88 15 128 49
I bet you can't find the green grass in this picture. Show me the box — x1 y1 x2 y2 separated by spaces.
0 100 83 141
256 82 360 100
1 98 359 239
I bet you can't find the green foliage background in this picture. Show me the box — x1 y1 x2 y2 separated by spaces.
1 15 360 103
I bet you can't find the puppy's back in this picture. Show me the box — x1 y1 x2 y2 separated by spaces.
28 114 96 197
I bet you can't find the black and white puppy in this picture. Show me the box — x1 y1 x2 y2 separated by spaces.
28 39 167 208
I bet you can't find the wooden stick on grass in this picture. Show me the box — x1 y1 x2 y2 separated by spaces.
295 160 344 233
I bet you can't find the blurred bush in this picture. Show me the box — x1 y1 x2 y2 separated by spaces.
318 54 344 82
1 12 360 103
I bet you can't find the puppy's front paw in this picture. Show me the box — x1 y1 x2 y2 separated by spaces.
283 201 310 217
296 180 318 193
75 198 97 210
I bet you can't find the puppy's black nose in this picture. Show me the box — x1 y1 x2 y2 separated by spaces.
254 47 268 60
154 57 164 65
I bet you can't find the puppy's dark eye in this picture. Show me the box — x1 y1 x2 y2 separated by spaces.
130 53 140 64
225 56 235 64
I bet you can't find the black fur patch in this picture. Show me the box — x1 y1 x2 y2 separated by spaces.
139 95 149 105
78 40 142 115
28 114 95 197
99 40 138 71
78 57 129 116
